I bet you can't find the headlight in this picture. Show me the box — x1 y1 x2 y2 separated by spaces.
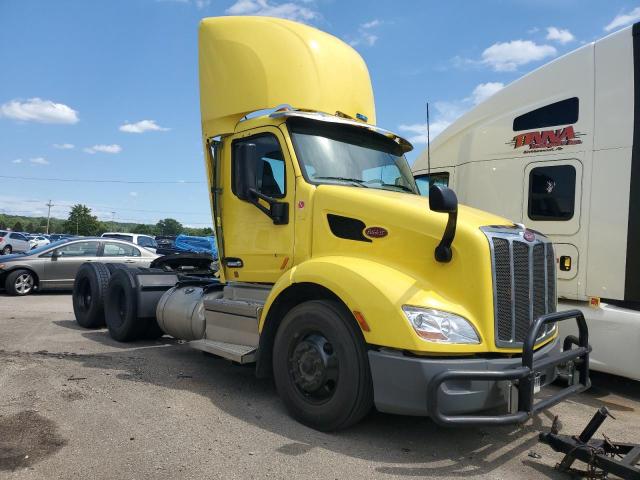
402 306 480 344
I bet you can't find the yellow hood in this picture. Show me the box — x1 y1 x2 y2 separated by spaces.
198 16 376 137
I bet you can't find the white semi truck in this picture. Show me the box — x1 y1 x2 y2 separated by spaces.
413 23 639 381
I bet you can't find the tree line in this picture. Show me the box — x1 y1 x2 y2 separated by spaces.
0 204 213 237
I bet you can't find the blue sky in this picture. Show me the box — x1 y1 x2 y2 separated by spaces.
1 0 639 227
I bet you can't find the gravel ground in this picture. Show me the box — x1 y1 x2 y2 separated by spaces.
1 293 639 479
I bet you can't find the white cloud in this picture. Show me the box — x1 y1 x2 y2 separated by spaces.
129 191 138 197
481 40 556 71
29 157 49 165
119 119 170 133
0 98 79 124
399 82 505 144
470 82 504 105
84 144 122 154
225 0 318 23
605 7 640 32
546 26 574 44
12 159 23 164
53 143 75 149
194 0 210 7
399 101 467 144
349 19 382 47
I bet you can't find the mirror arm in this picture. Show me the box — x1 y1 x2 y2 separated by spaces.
434 211 457 263
248 188 289 225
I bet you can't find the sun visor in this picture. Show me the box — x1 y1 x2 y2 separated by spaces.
198 16 376 137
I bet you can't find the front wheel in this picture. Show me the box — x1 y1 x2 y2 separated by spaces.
272 300 373 431
5 269 35 296
2 245 12 255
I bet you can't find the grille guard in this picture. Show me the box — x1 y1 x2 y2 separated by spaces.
426 309 591 426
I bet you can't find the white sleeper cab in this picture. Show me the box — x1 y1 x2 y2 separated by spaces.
412 23 640 381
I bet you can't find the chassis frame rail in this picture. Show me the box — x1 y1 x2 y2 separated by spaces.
427 309 591 426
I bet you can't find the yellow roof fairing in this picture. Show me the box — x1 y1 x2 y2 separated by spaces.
198 16 376 138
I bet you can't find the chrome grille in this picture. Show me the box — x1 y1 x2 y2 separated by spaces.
482 226 557 348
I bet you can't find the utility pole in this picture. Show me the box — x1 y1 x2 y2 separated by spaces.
45 200 54 234
111 211 116 231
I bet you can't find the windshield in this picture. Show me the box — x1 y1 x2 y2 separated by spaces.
288 118 418 194
103 233 134 243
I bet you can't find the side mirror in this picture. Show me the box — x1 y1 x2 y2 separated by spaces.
270 202 289 225
429 185 458 263
234 143 257 201
233 141 289 225
429 184 458 213
51 250 60 260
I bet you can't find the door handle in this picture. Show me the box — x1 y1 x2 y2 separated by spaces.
124 260 136 263
223 257 243 268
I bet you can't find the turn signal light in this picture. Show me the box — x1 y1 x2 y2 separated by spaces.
353 311 370 332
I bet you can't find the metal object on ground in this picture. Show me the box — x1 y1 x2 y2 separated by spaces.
539 406 640 479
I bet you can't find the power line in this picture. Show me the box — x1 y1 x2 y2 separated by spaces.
0 175 205 184
9 199 209 216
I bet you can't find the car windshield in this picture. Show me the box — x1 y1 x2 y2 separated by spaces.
29 239 70 254
103 233 134 242
288 118 418 194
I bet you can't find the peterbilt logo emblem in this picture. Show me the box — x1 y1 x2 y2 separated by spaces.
508 125 583 153
523 230 535 242
364 226 388 238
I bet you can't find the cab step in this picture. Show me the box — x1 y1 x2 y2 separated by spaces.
189 339 257 364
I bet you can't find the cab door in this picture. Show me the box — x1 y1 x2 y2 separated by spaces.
523 158 583 298
220 127 294 283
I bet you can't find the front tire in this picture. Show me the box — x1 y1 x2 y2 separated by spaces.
5 269 35 296
2 245 12 255
272 300 373 431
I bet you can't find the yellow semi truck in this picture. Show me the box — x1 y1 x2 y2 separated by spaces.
72 16 590 431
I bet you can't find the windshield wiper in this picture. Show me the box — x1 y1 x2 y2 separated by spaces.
363 178 416 193
379 183 415 193
312 176 368 187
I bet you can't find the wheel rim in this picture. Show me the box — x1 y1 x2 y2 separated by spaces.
15 273 34 294
2 246 10 254
288 332 339 404
77 277 92 312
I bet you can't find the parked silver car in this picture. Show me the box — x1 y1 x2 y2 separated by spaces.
0 230 31 254
0 237 159 296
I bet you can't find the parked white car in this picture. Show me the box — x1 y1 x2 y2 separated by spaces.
29 236 50 249
101 232 158 252
0 231 31 255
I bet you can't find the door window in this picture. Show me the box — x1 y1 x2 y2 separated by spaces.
103 242 141 257
414 172 450 196
54 241 100 257
232 134 286 198
528 165 576 221
10 233 27 241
